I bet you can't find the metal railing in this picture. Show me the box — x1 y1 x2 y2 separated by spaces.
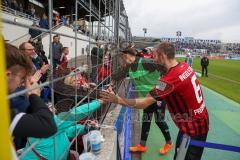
32 22 63 41
9 33 30 44
1 5 39 22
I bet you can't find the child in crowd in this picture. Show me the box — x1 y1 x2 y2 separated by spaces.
97 55 111 84
59 47 69 70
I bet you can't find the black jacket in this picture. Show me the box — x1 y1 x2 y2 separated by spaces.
11 94 57 138
29 28 41 39
91 47 103 65
201 57 209 67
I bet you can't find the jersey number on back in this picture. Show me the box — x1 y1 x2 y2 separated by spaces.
191 74 203 104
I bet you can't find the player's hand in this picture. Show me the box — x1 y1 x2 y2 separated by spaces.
100 90 118 103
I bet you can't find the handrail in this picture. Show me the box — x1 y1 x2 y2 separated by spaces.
9 33 29 44
0 5 39 22
2 19 103 44
33 23 99 43
32 22 63 41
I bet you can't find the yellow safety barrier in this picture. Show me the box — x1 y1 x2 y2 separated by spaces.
0 4 12 159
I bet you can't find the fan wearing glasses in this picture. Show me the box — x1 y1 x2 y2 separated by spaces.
19 42 50 82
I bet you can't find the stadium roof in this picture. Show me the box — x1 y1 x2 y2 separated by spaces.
40 0 115 21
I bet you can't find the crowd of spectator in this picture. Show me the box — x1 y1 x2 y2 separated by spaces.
2 0 99 45
225 43 240 54
4 31 115 158
171 41 240 54
2 0 71 39
2 0 37 19
174 41 221 53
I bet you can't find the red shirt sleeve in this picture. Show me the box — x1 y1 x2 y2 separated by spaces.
149 77 174 100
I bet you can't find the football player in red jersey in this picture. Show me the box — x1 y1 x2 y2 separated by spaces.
101 42 209 160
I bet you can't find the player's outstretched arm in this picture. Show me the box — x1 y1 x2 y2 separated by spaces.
100 90 156 109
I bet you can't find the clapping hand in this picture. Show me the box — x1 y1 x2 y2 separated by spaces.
40 64 50 74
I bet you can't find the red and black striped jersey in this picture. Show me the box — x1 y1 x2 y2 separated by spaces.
150 62 209 136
